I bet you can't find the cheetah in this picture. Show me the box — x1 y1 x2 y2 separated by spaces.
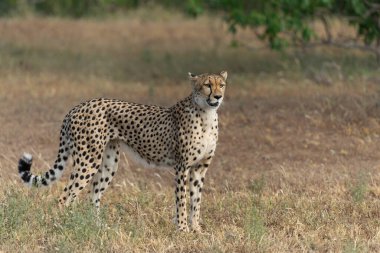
18 71 227 232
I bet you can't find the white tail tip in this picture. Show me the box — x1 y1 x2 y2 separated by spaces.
22 153 33 162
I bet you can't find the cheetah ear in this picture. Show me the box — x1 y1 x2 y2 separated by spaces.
220 71 228 80
188 72 198 81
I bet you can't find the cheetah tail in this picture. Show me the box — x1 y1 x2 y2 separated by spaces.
18 153 36 186
18 152 67 188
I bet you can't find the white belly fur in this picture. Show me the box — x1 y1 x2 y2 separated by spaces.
120 142 174 170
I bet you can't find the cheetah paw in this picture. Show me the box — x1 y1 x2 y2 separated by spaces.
190 225 204 233
177 226 190 233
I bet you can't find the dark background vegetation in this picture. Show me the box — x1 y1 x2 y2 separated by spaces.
1 0 380 57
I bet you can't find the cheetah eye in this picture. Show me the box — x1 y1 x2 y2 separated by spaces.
220 84 225 88
204 84 211 89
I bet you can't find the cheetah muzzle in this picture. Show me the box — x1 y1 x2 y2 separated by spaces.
17 71 228 232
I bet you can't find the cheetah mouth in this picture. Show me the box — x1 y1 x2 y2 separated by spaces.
207 100 219 107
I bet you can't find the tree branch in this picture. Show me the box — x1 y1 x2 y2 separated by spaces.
320 15 332 43
364 0 380 10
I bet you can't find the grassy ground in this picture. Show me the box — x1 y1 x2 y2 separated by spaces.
1 9 380 252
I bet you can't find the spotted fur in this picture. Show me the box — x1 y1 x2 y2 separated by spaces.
18 71 228 232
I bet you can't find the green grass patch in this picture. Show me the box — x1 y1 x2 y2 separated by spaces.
350 172 369 203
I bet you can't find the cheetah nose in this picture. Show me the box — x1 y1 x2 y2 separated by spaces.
214 95 222 100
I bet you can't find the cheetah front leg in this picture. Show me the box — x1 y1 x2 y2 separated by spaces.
189 157 211 232
175 163 191 232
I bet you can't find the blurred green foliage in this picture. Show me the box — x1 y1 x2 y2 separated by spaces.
0 0 185 17
0 0 141 17
186 0 380 51
0 0 379 53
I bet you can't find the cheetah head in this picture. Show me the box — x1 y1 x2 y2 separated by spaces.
188 71 227 110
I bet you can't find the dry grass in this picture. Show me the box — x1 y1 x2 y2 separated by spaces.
1 9 380 252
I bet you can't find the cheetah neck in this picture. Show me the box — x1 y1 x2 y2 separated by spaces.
188 94 218 130
200 107 217 131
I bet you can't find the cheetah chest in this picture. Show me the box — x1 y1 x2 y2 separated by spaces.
192 109 218 164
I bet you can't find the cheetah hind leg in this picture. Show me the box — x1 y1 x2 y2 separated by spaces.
89 140 120 223
58 141 106 208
